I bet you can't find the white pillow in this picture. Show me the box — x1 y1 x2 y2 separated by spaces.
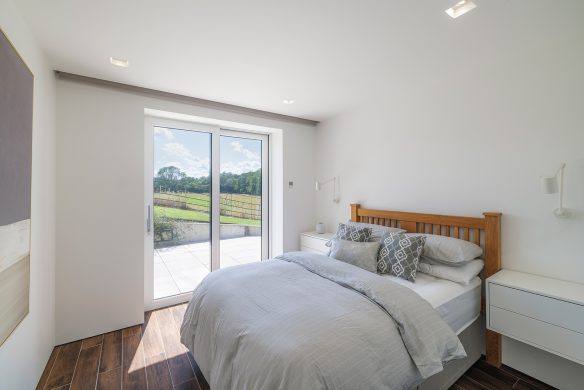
417 258 484 285
408 234 483 266
345 221 405 243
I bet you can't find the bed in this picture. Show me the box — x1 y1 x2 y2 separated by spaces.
180 204 502 389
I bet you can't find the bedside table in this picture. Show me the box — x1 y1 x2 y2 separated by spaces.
486 269 584 365
300 231 334 255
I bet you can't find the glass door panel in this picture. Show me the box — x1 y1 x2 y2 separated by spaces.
152 126 211 299
219 133 268 269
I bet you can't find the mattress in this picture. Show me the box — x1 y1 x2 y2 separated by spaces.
381 273 481 334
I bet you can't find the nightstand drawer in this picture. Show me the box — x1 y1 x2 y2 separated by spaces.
489 283 584 333
300 235 329 254
489 306 584 364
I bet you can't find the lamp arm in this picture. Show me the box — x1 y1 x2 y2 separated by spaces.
319 177 336 185
316 176 340 203
332 177 340 203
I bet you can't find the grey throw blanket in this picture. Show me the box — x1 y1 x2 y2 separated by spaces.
180 251 466 390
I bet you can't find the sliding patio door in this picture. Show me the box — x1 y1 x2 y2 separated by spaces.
144 117 268 310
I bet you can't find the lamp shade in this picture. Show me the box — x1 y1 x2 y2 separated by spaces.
540 176 558 194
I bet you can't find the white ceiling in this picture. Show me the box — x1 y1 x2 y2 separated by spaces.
15 0 584 121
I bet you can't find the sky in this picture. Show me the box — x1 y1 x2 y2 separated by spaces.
153 126 262 178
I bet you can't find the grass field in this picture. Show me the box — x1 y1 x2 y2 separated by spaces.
155 192 260 209
154 192 261 226
154 206 260 226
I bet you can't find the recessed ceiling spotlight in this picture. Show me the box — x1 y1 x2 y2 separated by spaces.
445 0 477 19
282 99 295 105
110 57 129 68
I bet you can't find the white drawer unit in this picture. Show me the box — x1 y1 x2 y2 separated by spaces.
300 231 334 255
487 269 584 365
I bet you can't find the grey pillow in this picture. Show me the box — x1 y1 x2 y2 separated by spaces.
408 234 483 266
378 233 426 281
329 238 380 273
325 223 373 247
344 220 406 243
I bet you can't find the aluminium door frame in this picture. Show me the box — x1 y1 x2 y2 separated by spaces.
144 116 269 311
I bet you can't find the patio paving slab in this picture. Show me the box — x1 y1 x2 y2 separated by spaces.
154 236 262 299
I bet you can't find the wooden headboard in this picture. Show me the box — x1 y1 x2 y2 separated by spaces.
350 203 502 367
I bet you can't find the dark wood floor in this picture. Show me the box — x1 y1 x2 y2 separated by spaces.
451 357 556 390
37 304 556 390
37 304 208 390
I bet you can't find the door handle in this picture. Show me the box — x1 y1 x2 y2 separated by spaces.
146 205 151 233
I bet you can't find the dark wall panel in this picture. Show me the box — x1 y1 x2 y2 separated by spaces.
0 28 33 225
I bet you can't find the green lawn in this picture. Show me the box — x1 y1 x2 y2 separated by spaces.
154 192 261 215
154 205 260 226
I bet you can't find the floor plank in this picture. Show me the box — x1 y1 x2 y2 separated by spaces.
122 325 142 338
36 345 61 390
170 304 187 327
454 375 489 390
187 352 209 390
466 366 514 390
473 359 518 387
81 334 104 350
156 306 195 386
500 364 557 390
44 341 82 389
174 378 201 390
70 345 101 390
515 379 552 390
121 332 148 389
97 367 121 390
142 311 173 389
100 331 122 373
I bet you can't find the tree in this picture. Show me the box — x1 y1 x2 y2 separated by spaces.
154 165 261 195
157 166 185 181
155 166 186 192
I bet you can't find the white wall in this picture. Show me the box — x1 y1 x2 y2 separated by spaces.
0 0 57 388
55 78 316 344
315 7 584 390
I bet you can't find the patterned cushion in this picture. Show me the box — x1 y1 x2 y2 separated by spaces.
378 233 426 281
325 223 373 247
344 221 406 243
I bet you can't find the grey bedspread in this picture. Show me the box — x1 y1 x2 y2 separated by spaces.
180 251 466 390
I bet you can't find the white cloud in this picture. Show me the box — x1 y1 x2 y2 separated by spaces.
163 142 191 158
158 140 260 176
184 157 210 178
220 160 261 174
160 142 210 178
157 158 210 178
230 141 260 160
154 127 174 140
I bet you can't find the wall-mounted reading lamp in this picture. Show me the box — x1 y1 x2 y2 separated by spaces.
316 177 340 203
541 163 569 218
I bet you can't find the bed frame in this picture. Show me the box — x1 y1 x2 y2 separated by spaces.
350 204 502 369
